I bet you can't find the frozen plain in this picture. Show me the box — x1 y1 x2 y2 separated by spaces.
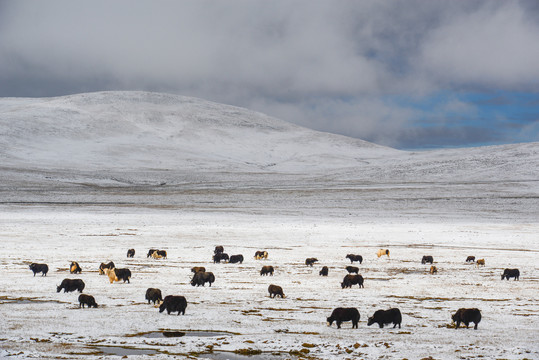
0 92 538 359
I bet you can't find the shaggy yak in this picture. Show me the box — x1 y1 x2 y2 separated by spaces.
345 254 363 264
145 288 163 304
367 308 402 329
29 263 48 277
104 268 131 284
98 261 115 275
452 308 481 330
430 266 438 274
70 261 82 274
327 307 360 329
229 254 244 264
376 249 390 258
345 266 359 274
268 284 285 298
191 271 215 287
341 274 364 289
319 266 329 276
214 245 224 254
78 294 98 308
127 249 135 258
147 249 158 258
305 258 318 266
476 259 485 267
191 266 206 273
213 253 229 263
421 255 434 264
254 251 268 260
57 279 85 293
501 268 520 280
466 256 475 263
159 295 187 315
260 265 274 276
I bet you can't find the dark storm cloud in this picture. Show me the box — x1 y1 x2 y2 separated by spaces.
0 0 538 148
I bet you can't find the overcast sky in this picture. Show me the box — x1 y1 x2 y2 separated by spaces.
1 0 538 149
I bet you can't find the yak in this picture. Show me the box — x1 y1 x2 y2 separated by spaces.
98 261 115 275
367 308 402 329
452 308 481 330
346 254 363 264
327 307 360 329
345 266 359 274
70 261 82 274
260 265 274 276
319 266 329 276
421 255 434 264
159 295 187 315
466 256 475 263
29 263 48 277
501 268 520 280
377 249 390 258
191 266 206 273
57 278 85 293
214 246 224 254
191 271 215 287
254 251 268 260
127 249 135 258
147 249 158 258
430 265 438 274
341 274 364 289
229 254 244 264
213 253 229 263
145 288 163 304
268 284 285 298
78 294 98 308
305 258 318 266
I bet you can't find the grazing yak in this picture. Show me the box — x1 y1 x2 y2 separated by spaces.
341 274 364 289
104 268 131 284
327 307 360 329
430 266 438 274
268 284 285 298
78 294 98 308
260 265 274 276
452 308 481 330
377 249 390 258
346 254 362 264
147 249 158 258
98 261 115 275
127 249 135 258
213 253 229 263
466 256 475 263
229 254 244 264
319 266 329 276
191 266 206 273
191 271 215 287
145 288 163 304
367 308 402 329
254 250 268 260
159 295 187 315
214 245 224 254
345 266 359 274
305 258 318 266
29 263 48 277
151 251 164 260
421 255 434 264
57 278 85 293
501 268 520 280
70 261 82 274
476 259 485 267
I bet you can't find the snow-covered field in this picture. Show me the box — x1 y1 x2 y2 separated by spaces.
1 209 537 360
0 92 538 359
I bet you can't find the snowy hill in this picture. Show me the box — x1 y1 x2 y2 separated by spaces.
0 91 538 221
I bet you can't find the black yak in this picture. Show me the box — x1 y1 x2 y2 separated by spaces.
213 253 229 263
29 263 48 277
305 258 318 266
346 254 362 264
501 268 520 280
367 308 402 329
319 266 329 276
341 274 364 289
78 294 98 308
421 255 434 264
327 307 360 329
159 295 187 315
191 271 215 287
127 249 135 258
229 254 244 264
260 265 274 276
57 279 85 293
452 308 481 330
345 266 359 274
268 284 285 298
145 288 163 304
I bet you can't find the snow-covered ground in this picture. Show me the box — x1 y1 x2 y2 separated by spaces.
0 92 538 359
